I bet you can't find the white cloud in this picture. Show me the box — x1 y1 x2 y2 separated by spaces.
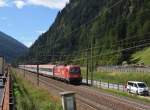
14 0 69 9
14 0 26 9
28 0 69 9
23 41 33 47
0 0 7 7
25 41 33 47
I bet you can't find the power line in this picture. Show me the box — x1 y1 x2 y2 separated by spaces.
29 38 150 64
34 32 150 57
26 42 150 65
33 37 150 59
35 42 147 64
70 42 150 62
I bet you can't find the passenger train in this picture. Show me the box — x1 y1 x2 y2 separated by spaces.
19 64 82 84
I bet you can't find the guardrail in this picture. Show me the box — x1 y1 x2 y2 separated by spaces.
0 79 6 110
1 74 14 110
0 84 5 110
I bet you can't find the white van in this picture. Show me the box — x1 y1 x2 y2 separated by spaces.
127 81 149 96
0 78 4 88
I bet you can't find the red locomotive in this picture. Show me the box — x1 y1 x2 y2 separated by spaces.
19 64 82 84
54 65 82 83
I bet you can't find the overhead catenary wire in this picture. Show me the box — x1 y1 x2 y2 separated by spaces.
30 38 150 64
34 37 150 58
70 42 150 62
31 39 150 62
34 31 150 58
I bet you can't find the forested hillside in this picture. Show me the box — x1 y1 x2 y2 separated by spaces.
0 31 28 62
132 47 150 65
27 0 150 65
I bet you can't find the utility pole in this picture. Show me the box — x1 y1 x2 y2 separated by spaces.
91 36 93 86
36 44 40 86
86 50 89 85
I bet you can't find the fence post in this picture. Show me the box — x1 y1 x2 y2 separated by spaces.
99 80 101 88
108 82 109 88
37 65 39 86
118 84 119 90
24 64 25 78
96 80 98 87
113 83 114 89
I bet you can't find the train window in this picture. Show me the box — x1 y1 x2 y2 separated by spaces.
40 68 53 72
70 68 81 74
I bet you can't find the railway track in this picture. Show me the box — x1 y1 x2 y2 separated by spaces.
26 71 101 110
16 68 150 110
39 78 109 110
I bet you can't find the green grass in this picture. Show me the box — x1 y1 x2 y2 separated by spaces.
132 47 150 65
12 69 62 110
81 48 150 86
96 88 150 103
81 68 150 86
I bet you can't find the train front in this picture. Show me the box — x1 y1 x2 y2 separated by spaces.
68 65 82 84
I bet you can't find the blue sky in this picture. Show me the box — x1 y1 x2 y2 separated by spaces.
0 0 69 47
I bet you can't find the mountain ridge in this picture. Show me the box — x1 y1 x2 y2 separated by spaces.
0 31 28 62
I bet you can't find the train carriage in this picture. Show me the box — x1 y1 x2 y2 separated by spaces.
39 64 55 76
19 64 82 84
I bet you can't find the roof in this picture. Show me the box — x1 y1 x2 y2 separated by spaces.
128 81 145 83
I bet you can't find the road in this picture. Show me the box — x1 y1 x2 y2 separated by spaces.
0 88 4 108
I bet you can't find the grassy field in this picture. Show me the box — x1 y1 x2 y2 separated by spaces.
81 68 150 86
96 87 150 103
132 47 150 65
12 69 62 110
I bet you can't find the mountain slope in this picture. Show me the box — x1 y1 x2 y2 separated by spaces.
131 47 150 65
0 31 28 62
28 0 150 65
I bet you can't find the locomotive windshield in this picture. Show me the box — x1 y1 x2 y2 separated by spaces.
70 67 81 74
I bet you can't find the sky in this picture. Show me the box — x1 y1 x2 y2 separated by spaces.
0 0 69 47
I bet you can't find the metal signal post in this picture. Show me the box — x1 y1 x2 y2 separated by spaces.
37 64 39 86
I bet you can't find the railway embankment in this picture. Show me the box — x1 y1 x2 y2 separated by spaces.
11 69 62 110
13 67 150 110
